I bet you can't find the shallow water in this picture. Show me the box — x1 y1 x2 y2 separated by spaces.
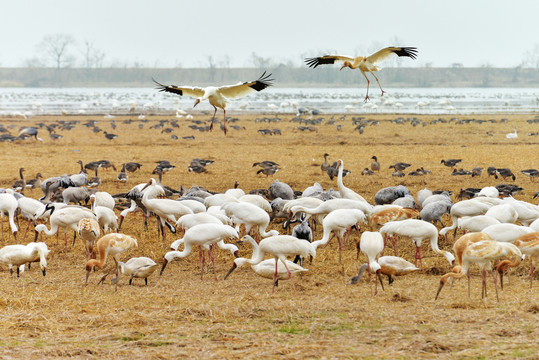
0 87 537 116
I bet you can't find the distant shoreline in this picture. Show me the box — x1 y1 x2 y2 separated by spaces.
0 67 538 88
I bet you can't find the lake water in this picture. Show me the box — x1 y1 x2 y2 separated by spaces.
0 87 538 116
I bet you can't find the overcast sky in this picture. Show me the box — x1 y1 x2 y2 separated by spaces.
1 0 538 68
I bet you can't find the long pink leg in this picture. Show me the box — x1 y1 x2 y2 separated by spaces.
337 236 343 264
281 258 297 293
209 245 217 280
361 71 370 102
200 247 206 280
491 270 499 301
209 106 217 131
371 72 386 96
415 246 424 273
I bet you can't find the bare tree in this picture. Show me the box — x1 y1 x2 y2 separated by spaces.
80 40 106 68
251 52 273 70
522 43 539 68
37 33 77 69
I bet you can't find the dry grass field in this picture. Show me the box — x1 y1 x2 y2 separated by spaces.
0 111 538 359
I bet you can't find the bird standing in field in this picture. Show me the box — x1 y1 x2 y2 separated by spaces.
305 47 418 101
84 233 138 291
154 72 273 134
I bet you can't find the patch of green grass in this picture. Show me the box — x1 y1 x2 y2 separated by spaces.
511 346 534 358
277 324 310 335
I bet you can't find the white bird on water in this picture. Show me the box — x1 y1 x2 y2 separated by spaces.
153 72 273 134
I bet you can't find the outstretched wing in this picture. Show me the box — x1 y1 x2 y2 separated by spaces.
153 79 205 98
367 47 418 64
305 55 356 68
218 71 274 99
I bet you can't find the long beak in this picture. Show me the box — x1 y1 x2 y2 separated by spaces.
193 99 200 108
223 263 237 280
118 215 124 231
339 65 346 71
42 267 46 276
376 270 385 291
160 259 168 276
85 269 91 285
435 281 445 300
141 180 152 191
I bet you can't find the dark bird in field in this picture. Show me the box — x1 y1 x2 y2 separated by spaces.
441 159 462 168
253 160 279 168
153 161 175 173
326 161 350 180
494 168 516 181
370 156 380 172
321 153 330 174
188 165 208 174
534 191 539 199
362 168 375 176
521 169 539 181
257 166 280 177
487 166 497 177
98 160 116 171
471 167 483 177
103 132 118 140
392 171 405 177
25 173 43 192
18 127 43 141
154 72 273 134
305 47 418 101
190 158 214 167
12 168 25 192
124 162 142 173
389 162 411 171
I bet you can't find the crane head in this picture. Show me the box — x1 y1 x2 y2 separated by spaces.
193 98 201 108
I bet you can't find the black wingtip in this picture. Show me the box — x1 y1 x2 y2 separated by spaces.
392 47 418 60
249 71 274 91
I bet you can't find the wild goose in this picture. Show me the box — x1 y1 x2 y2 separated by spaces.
12 168 26 192
370 156 380 172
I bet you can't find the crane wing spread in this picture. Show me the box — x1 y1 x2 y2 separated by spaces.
153 79 205 98
218 72 273 99
367 47 418 64
305 55 355 68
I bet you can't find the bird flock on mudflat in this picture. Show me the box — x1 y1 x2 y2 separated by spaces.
0 151 538 302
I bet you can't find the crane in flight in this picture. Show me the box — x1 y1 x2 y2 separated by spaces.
305 47 417 102
153 72 273 134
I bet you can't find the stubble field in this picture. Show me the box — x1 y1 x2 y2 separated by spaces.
0 111 538 359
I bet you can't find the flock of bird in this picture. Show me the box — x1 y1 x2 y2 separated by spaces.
0 152 537 302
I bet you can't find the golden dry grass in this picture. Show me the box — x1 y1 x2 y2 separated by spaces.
0 112 538 359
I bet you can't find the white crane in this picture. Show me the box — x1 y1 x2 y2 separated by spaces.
482 223 535 243
0 189 19 241
0 242 49 277
305 47 418 101
141 178 193 245
35 203 97 251
222 201 279 242
224 235 316 292
311 208 366 264
349 256 419 286
335 159 368 203
90 194 118 233
113 257 160 286
358 231 385 295
160 223 239 279
380 219 455 271
17 196 46 240
440 199 493 238
154 72 273 134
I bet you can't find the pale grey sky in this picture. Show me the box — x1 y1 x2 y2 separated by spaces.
1 0 538 68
